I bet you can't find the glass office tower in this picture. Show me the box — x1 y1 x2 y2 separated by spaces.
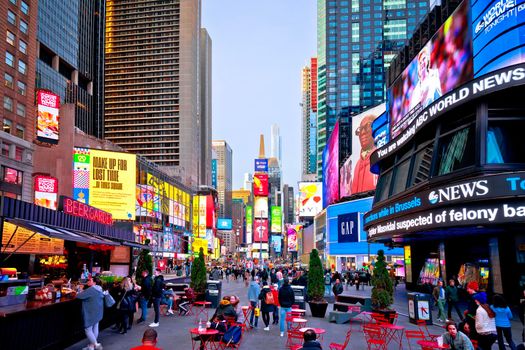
316 0 429 178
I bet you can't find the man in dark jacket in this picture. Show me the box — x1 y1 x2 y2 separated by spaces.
149 269 164 328
300 329 323 349
446 279 463 321
137 270 153 324
333 279 344 298
278 278 296 337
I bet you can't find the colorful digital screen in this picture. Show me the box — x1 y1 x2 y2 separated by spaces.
254 197 268 218
287 227 297 252
254 158 268 172
270 206 282 233
36 90 60 144
253 174 269 196
298 182 323 217
253 219 269 243
217 218 232 230
472 0 525 77
271 235 282 253
34 175 58 210
388 0 473 138
322 121 339 207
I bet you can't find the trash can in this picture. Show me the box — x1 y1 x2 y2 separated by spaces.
206 280 222 308
408 292 432 325
290 285 306 309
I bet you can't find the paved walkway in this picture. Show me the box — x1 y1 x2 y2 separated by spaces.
67 279 521 349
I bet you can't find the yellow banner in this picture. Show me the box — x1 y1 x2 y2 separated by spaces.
89 150 136 220
192 196 199 236
192 238 208 256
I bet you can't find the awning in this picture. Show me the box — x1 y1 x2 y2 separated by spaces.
121 241 149 249
5 218 120 246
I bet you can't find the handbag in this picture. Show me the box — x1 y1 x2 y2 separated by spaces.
116 291 128 310
104 293 116 308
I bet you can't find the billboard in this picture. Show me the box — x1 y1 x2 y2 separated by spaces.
36 90 60 144
211 159 217 188
254 159 268 172
322 121 339 207
287 226 297 252
198 196 207 237
339 157 353 199
73 148 136 220
253 174 269 196
472 0 525 77
337 212 360 243
298 182 323 217
217 218 232 230
253 219 269 243
34 175 58 210
270 235 282 253
270 206 282 233
246 205 253 244
388 0 473 138
192 237 208 256
254 197 268 218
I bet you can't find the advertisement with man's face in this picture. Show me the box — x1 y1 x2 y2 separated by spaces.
388 0 473 138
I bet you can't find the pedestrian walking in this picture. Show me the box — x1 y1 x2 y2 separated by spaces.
433 280 447 322
491 294 517 350
259 282 274 331
137 270 153 324
270 284 280 324
474 292 497 350
278 278 295 337
116 277 137 334
446 279 463 322
76 277 104 350
149 269 164 327
248 276 261 328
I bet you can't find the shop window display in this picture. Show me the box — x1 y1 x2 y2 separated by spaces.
486 119 525 164
433 124 475 176
418 258 440 286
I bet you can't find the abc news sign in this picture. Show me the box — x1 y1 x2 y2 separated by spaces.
364 172 525 238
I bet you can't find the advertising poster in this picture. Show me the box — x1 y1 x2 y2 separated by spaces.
348 104 384 195
287 225 297 252
36 90 60 144
246 205 253 244
192 238 208 256
298 182 323 217
339 157 353 199
322 121 339 207
206 195 215 229
253 174 269 196
270 206 282 233
34 175 58 210
254 158 268 172
211 159 217 188
337 212 359 243
254 197 268 218
73 148 136 220
253 219 269 243
206 229 214 250
2 222 63 255
472 0 525 77
270 235 282 253
192 195 199 235
198 196 207 238
217 218 232 230
388 0 473 138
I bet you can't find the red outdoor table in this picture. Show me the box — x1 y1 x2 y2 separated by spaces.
190 328 219 350
194 301 212 323
299 327 326 342
241 305 252 331
381 324 405 350
290 318 308 331
417 340 450 350
291 308 307 316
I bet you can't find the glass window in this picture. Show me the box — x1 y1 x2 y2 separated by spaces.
19 39 27 54
391 158 411 195
16 80 25 95
376 170 393 201
6 31 15 46
15 125 24 139
16 103 25 117
20 1 29 15
487 120 525 164
4 73 14 89
3 96 13 111
3 119 12 133
434 125 475 176
7 11 16 26
5 51 14 67
3 167 22 185
19 20 28 34
14 146 23 161
18 59 26 74
9 0 17 4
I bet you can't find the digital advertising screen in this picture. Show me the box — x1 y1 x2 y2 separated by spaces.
298 182 323 217
340 157 353 199
322 121 340 208
472 0 525 77
217 218 232 230
253 173 269 196
36 90 60 144
388 0 473 138
34 175 58 210
253 219 269 243
254 197 268 218
287 226 297 252
254 158 268 172
246 205 253 242
270 206 282 233
270 235 282 253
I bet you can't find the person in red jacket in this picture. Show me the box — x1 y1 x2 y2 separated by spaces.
270 284 280 325
130 329 162 350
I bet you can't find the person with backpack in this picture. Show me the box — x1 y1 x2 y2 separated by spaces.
149 269 164 328
270 284 280 325
247 276 260 328
324 273 332 297
258 281 275 331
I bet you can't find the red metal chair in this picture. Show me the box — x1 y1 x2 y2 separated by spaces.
329 328 352 350
405 329 427 350
286 329 304 349
416 320 440 341
363 324 386 350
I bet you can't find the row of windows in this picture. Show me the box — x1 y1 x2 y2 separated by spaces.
3 96 25 117
7 10 28 35
9 0 30 15
5 51 27 74
2 118 25 139
6 31 27 54
4 73 26 96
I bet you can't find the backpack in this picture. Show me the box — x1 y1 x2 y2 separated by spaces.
265 290 275 305
222 325 242 345
325 275 331 285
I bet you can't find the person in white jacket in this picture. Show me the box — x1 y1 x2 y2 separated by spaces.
474 292 497 350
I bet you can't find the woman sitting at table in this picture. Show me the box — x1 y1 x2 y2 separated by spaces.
210 297 238 322
442 321 475 350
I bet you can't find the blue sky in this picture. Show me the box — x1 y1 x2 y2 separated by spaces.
202 0 317 190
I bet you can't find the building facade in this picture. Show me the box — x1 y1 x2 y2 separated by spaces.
200 28 212 187
232 198 246 245
283 184 295 224
316 0 430 178
270 124 282 167
212 140 233 218
104 0 203 187
301 58 318 181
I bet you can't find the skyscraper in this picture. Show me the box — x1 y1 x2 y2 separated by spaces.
270 124 282 167
282 184 295 224
104 0 203 187
200 28 212 186
301 58 318 182
36 0 106 138
316 0 429 178
212 140 233 218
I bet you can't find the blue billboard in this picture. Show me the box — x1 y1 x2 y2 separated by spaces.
254 158 268 172
217 218 232 230
211 159 217 188
472 0 525 77
270 235 282 253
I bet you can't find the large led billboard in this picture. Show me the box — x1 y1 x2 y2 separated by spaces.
34 175 58 210
298 182 323 217
472 0 525 77
253 174 269 196
73 148 136 220
246 205 253 244
253 219 269 243
270 206 282 233
271 235 282 253
322 121 340 207
254 197 268 218
217 218 232 230
388 0 473 138
36 90 60 144
254 159 268 172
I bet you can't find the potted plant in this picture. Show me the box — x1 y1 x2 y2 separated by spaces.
371 249 396 322
307 249 329 318
135 239 153 285
190 248 207 301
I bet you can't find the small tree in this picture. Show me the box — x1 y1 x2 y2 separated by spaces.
307 249 325 302
371 249 394 309
190 247 207 293
135 239 153 285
